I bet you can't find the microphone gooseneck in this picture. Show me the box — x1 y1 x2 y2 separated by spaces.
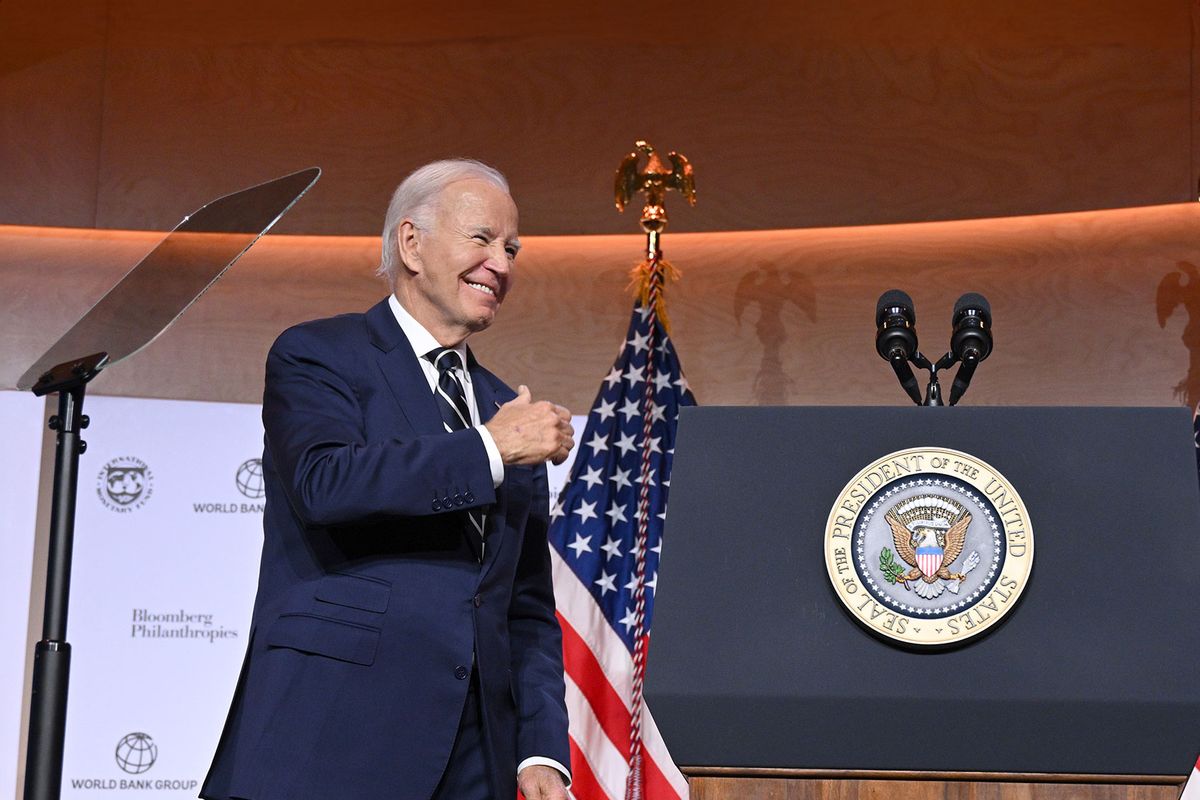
948 293 992 405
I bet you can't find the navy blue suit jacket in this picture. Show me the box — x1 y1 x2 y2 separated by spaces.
202 299 569 800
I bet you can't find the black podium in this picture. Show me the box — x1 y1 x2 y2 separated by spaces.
647 407 1200 778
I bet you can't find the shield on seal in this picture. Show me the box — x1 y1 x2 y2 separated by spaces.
915 543 943 579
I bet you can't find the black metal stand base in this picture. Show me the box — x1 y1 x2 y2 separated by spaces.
23 642 72 800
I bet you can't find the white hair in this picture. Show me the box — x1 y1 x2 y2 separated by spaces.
377 158 510 288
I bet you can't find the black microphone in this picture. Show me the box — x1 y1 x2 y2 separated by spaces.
948 293 993 405
875 290 922 404
875 290 916 359
950 293 992 362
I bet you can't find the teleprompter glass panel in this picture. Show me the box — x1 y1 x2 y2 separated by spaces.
18 167 320 390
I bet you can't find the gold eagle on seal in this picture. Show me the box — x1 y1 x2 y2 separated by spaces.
885 494 972 585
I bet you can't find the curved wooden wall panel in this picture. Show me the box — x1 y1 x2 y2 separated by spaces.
0 0 1194 235
3 202 1197 411
0 0 107 229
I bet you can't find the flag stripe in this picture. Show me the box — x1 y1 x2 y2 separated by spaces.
557 549 688 797
1181 763 1200 800
567 738 608 800
552 547 634 698
642 705 690 796
641 745 680 800
565 673 683 800
565 674 628 800
558 610 632 758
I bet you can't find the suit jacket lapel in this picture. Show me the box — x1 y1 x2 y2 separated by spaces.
366 299 444 436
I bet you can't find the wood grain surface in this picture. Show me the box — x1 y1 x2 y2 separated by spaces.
3 201 1199 412
0 0 107 229
0 0 1194 235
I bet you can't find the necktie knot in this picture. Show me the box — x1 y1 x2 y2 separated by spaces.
426 347 463 376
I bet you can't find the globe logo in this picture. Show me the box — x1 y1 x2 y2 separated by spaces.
114 732 157 774
236 458 265 499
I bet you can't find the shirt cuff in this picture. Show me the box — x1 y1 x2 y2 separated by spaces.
475 425 505 489
516 756 571 788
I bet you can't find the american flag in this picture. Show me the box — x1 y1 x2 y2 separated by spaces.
1180 753 1200 800
548 302 694 800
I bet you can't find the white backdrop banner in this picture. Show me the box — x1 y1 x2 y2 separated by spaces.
45 396 583 799
60 396 264 797
546 415 584 514
0 391 49 800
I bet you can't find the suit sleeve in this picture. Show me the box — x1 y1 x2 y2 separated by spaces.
508 463 571 771
263 324 497 527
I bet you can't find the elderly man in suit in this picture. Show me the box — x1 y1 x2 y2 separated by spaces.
202 159 573 800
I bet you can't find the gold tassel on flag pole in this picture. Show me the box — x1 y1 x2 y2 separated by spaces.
612 140 695 800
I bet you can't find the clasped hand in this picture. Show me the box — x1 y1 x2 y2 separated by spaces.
484 385 574 465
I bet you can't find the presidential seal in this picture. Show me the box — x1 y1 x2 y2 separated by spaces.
824 447 1032 647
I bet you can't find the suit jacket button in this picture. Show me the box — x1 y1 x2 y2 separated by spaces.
473 594 482 608
432 500 442 511
454 665 469 680
464 491 475 503
454 494 465 507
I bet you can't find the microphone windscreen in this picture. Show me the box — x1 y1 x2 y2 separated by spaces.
953 292 991 322
876 289 915 326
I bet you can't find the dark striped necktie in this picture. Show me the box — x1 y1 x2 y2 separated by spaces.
427 348 472 433
425 347 487 558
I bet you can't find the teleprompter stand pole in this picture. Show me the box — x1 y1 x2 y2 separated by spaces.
24 353 105 800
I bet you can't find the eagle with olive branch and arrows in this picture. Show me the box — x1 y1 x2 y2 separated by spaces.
884 495 973 587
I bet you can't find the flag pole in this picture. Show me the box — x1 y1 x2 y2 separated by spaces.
613 140 696 800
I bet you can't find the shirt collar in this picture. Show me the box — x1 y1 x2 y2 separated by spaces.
387 294 469 370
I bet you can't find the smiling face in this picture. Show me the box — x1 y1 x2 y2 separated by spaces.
395 178 520 346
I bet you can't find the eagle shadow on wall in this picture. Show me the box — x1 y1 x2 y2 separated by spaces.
1156 260 1200 413
733 265 817 404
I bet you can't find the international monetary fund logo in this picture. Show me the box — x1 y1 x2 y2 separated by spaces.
824 447 1033 647
97 457 154 513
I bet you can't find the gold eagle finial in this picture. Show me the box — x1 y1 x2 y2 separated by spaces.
614 140 696 233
